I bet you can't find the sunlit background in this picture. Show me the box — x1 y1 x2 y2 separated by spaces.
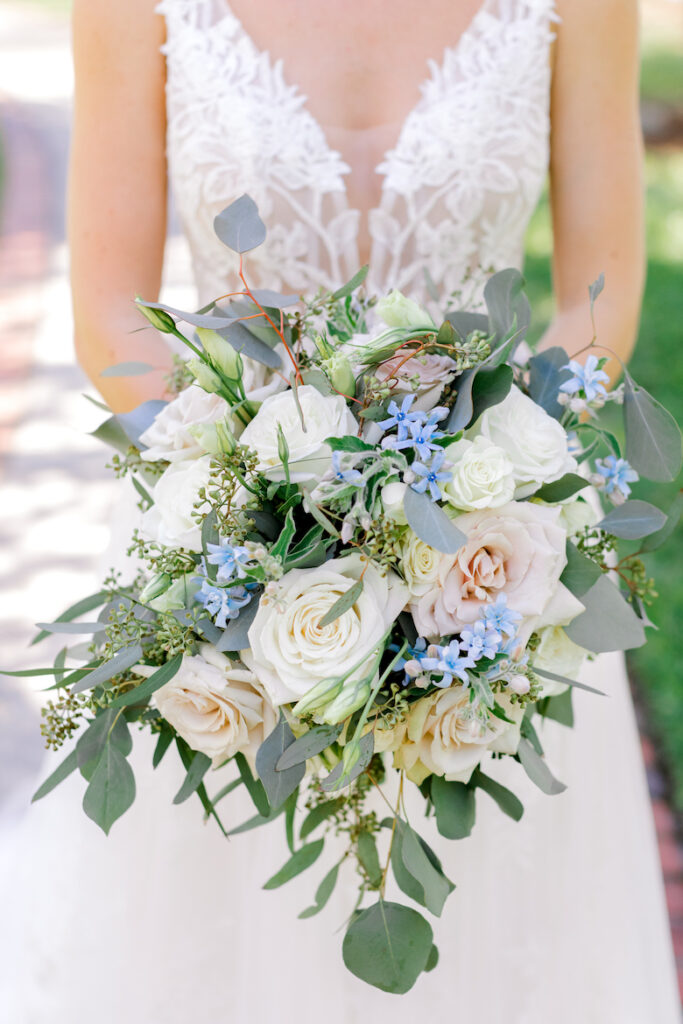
0 0 681 998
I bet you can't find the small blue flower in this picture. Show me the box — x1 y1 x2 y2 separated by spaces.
331 451 364 486
411 449 452 502
559 354 609 402
406 418 444 461
595 454 639 499
378 394 422 440
431 640 476 687
481 594 522 639
195 579 251 628
206 540 252 583
460 620 502 661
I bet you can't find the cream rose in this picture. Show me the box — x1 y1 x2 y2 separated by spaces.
533 626 588 697
412 501 584 645
477 385 577 498
381 686 524 784
375 350 457 412
140 455 212 551
239 385 358 482
151 646 277 767
241 553 408 706
139 386 230 463
442 435 515 511
381 481 409 524
401 532 441 598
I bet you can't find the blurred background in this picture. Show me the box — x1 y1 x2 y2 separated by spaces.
0 0 681 999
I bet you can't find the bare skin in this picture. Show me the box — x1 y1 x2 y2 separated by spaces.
70 0 644 412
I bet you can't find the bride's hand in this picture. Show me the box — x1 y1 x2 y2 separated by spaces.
69 0 170 413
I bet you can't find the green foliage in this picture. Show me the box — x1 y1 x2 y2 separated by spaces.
342 900 434 994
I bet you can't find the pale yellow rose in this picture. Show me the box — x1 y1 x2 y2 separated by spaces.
401 531 441 598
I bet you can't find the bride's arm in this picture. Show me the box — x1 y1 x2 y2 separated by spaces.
69 0 171 413
540 0 644 378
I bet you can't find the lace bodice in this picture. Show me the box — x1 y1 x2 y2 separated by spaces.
157 0 557 305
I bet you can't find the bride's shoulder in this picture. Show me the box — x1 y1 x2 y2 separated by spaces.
554 0 639 65
72 0 164 54
555 0 638 32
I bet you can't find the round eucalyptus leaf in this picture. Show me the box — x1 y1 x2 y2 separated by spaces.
342 901 433 994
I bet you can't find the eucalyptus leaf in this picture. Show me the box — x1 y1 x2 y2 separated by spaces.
589 273 605 312
597 500 668 540
640 490 683 553
298 861 341 919
623 373 682 482
446 369 475 433
218 321 283 369
425 945 439 972
31 590 110 646
484 268 530 347
532 474 589 503
560 542 603 598
325 436 375 453
431 775 476 839
517 737 567 795
263 839 324 890
533 666 606 696
331 264 369 300
540 689 574 727
89 416 131 455
229 809 282 835
342 900 434 995
564 574 646 652
527 347 572 419
403 487 466 554
321 731 374 792
215 595 261 652
276 724 343 771
269 508 296 562
76 709 132 772
213 194 267 253
300 798 345 840
396 820 454 916
34 621 107 636
317 579 364 628
111 654 184 708
469 364 514 424
32 749 78 803
302 368 335 395
152 727 175 769
357 831 383 887
100 361 155 378
471 769 523 821
444 311 489 337
249 289 299 308
71 643 144 694
117 400 169 447
137 299 235 330
82 742 136 834
235 752 270 817
256 716 305 809
173 751 212 804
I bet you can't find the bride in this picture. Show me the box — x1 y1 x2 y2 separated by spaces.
2 0 680 1021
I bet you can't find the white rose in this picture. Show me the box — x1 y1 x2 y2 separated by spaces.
241 553 408 705
412 501 584 646
140 456 212 551
443 435 515 511
375 290 434 330
151 646 276 768
139 385 230 463
383 687 524 785
381 481 408 524
239 385 358 482
241 355 288 405
477 385 577 498
533 626 588 697
401 532 441 597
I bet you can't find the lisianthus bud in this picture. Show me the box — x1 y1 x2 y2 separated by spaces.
375 289 434 330
380 481 408 524
135 300 176 334
321 678 372 725
188 358 223 394
188 421 223 456
196 328 243 381
508 674 530 696
139 572 172 603
292 677 344 717
148 573 200 613
322 353 356 397
215 419 238 454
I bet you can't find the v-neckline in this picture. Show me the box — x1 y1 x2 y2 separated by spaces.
215 0 495 203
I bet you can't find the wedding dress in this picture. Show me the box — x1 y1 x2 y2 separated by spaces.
1 1 680 1021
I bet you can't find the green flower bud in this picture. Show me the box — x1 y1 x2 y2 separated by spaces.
322 353 356 398
188 358 223 394
135 300 176 334
196 328 243 381
320 678 371 725
148 574 200 613
375 289 434 330
293 677 344 718
139 572 172 604
188 422 222 456
215 418 238 455
313 333 334 359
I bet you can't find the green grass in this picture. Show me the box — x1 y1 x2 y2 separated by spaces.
523 150 683 810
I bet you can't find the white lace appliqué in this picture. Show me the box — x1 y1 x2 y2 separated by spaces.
157 0 557 305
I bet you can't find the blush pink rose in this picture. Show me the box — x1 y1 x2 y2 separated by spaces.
375 349 457 412
411 501 584 644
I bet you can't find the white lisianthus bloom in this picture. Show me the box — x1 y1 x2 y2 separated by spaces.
381 481 409 524
401 532 441 598
412 501 584 646
375 290 434 330
379 687 524 785
241 355 288 405
139 385 230 463
239 385 358 482
140 456 212 551
533 626 588 697
442 435 515 511
149 646 277 768
558 496 599 538
241 553 408 706
477 385 577 498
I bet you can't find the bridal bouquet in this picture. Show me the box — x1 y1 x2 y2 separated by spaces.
14 197 682 994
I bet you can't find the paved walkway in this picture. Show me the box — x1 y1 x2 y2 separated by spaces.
0 0 681 1003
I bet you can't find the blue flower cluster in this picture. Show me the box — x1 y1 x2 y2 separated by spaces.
396 595 522 689
560 354 609 403
206 539 253 582
377 395 453 502
595 454 639 501
193 539 259 627
331 451 364 486
195 579 252 627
